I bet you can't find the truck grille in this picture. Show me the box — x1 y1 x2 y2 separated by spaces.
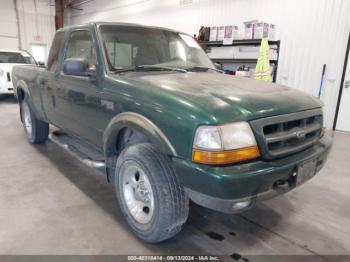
250 109 323 159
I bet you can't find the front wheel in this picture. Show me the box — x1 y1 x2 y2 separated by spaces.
115 143 189 243
20 99 49 144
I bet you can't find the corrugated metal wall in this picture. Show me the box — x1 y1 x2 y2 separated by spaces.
66 0 350 128
0 0 20 49
17 0 56 61
0 0 55 61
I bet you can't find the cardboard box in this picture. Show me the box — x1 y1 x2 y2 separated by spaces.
234 46 259 59
217 26 225 41
234 46 278 60
209 26 218 41
236 70 250 77
243 20 257 39
254 22 276 40
208 45 277 60
223 25 240 44
207 46 236 59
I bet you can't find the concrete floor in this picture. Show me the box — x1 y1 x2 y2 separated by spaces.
0 94 349 256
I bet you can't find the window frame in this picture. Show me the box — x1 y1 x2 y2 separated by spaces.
61 28 98 77
47 31 65 73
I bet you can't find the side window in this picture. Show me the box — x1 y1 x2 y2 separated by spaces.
47 32 65 72
65 30 96 69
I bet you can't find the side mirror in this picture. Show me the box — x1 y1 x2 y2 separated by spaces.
63 58 94 77
37 61 45 67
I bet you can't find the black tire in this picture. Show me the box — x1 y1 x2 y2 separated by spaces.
115 143 189 243
20 98 49 144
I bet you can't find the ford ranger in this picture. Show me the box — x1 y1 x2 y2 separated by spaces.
12 22 332 243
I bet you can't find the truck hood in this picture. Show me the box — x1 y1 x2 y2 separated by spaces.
112 72 322 122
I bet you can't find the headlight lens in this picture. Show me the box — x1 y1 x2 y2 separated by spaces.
194 122 257 150
193 126 222 150
193 122 260 165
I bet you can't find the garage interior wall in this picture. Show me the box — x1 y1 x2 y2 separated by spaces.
17 0 56 62
0 0 19 49
65 0 350 129
0 0 55 61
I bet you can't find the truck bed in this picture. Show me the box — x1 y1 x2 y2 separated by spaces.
12 64 46 119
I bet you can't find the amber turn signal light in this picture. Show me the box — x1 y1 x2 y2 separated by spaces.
192 146 260 165
320 127 326 138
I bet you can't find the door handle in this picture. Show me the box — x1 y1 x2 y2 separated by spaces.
345 80 350 89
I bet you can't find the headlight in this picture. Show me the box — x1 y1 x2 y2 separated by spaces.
320 127 326 138
192 121 260 165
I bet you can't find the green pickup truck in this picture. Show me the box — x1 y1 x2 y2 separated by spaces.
12 22 332 243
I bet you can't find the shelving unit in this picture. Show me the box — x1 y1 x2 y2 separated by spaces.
200 39 281 82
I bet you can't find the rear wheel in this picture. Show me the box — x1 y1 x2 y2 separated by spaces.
20 99 49 144
115 143 189 243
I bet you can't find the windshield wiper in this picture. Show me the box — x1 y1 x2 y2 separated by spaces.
110 67 137 73
112 65 187 74
186 66 223 73
139 65 187 73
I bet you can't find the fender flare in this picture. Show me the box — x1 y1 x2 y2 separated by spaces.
15 80 41 120
103 112 177 182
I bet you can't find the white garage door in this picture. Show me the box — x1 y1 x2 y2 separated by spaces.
336 50 350 133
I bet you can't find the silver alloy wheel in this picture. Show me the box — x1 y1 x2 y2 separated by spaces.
22 102 32 138
121 163 155 224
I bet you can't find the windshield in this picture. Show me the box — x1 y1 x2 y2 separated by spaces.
0 52 35 64
99 25 215 72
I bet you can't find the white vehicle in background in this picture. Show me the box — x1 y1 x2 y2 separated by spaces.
0 50 37 95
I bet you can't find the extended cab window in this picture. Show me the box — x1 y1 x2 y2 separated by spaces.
65 30 96 70
47 31 65 72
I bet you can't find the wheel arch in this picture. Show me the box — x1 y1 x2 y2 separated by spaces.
16 81 38 122
103 112 177 182
15 80 29 103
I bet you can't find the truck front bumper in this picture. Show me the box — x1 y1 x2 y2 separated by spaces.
172 134 332 213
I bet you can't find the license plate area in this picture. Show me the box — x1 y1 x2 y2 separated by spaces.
297 159 317 185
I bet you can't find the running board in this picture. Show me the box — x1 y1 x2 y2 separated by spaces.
49 130 106 174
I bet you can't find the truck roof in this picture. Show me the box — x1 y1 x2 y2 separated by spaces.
57 21 184 35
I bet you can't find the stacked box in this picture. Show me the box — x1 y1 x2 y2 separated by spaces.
233 46 278 60
223 25 240 44
254 22 276 40
217 26 225 41
209 26 218 41
243 20 257 39
207 46 236 59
